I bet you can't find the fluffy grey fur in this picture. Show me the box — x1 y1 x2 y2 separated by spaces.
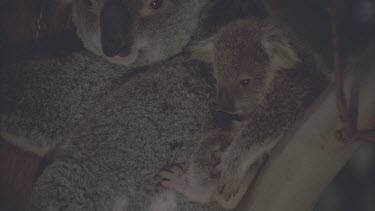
0 0 269 210
1 52 128 153
28 55 223 211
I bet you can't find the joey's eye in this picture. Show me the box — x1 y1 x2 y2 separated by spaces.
83 0 93 7
149 0 163 10
240 79 250 87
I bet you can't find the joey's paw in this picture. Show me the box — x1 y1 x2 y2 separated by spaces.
210 151 223 177
159 166 188 193
212 160 222 177
216 174 241 202
211 151 223 165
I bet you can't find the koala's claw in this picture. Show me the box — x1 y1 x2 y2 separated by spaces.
217 182 241 203
216 172 241 202
160 166 184 178
159 166 188 193
212 161 222 177
211 151 223 164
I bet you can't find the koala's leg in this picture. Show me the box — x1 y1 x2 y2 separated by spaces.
213 158 266 210
214 135 278 209
160 129 232 204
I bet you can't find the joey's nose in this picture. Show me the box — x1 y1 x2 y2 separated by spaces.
217 91 235 113
100 1 133 57
214 111 241 128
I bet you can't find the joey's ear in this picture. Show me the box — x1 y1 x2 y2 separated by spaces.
187 35 217 64
261 26 300 70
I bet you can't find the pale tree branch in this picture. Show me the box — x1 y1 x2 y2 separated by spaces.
236 0 375 209
237 46 375 210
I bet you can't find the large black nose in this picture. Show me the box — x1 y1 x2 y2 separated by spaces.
100 1 133 57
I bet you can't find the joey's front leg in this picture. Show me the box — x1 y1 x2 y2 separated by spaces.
160 129 231 203
215 145 246 203
214 136 276 209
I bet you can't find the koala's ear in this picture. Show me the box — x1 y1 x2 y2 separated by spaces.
188 35 217 64
261 26 300 70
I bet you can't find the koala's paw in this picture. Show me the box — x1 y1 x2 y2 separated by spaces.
214 159 245 209
214 175 242 210
212 159 222 177
211 151 223 165
217 176 241 202
160 166 188 194
212 154 240 201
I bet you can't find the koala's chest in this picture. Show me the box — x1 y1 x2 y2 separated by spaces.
71 58 216 163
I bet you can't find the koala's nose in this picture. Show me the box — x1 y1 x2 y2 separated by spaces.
214 111 241 128
217 90 235 113
100 1 133 57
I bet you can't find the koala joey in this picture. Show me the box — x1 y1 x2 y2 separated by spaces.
64 0 208 67
160 18 329 209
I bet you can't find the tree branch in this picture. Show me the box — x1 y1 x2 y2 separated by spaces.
237 47 375 210
329 0 375 142
329 0 350 128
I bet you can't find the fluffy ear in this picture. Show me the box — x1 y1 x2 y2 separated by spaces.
187 35 217 64
261 26 300 70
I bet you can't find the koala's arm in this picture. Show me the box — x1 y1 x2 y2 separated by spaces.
192 127 268 210
190 129 233 179
160 129 232 204
214 111 285 209
220 116 283 180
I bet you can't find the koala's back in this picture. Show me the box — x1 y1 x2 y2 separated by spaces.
0 51 129 153
29 55 225 211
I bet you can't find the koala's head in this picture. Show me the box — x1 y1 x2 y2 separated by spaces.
192 18 300 119
68 0 207 67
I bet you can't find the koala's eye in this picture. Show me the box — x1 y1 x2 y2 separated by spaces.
83 0 93 7
240 79 250 87
149 0 164 10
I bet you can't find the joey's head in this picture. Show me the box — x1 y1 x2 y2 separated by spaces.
192 19 300 120
69 0 208 67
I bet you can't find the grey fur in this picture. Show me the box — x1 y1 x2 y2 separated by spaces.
28 56 224 211
0 0 269 210
160 18 329 210
0 52 129 153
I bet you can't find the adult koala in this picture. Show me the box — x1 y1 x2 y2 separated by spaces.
0 0 268 210
71 0 207 67
1 0 212 156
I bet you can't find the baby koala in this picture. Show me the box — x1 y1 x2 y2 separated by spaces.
160 18 328 209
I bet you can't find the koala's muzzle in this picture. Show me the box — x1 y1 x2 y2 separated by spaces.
100 2 133 57
215 111 241 128
217 89 236 113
